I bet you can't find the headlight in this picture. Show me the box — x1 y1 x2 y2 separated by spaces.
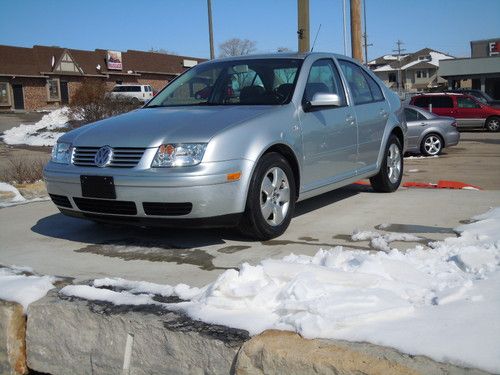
151 143 207 167
51 142 72 164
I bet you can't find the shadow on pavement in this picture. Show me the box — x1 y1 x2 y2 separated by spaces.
31 184 369 249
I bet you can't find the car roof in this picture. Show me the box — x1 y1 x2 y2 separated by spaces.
201 52 360 64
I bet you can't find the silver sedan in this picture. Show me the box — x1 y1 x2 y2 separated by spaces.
45 53 406 239
404 105 460 156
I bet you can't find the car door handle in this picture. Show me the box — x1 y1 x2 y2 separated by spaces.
420 122 426 126
345 115 355 125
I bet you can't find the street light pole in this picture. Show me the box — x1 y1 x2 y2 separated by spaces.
207 0 215 59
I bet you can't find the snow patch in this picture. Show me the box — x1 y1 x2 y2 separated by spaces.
1 107 71 146
351 230 422 252
0 266 57 311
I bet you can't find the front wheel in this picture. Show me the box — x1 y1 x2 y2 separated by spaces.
486 117 500 132
370 135 403 193
238 152 296 240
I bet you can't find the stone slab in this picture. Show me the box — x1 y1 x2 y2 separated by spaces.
0 300 27 375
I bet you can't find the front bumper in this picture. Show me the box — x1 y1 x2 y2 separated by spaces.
44 158 255 223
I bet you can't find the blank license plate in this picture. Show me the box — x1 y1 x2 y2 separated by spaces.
81 175 116 199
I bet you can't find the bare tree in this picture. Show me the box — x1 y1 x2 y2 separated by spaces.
149 47 176 55
218 38 256 57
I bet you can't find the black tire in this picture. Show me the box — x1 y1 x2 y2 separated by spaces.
370 135 403 193
420 133 443 156
238 152 296 240
486 117 500 132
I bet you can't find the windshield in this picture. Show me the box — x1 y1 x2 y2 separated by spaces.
146 58 303 107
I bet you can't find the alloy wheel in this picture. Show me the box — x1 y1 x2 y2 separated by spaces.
423 135 442 155
260 167 290 226
387 143 402 184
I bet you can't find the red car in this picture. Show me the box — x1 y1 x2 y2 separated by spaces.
410 93 500 132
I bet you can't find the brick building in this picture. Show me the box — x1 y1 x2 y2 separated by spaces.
0 44 204 111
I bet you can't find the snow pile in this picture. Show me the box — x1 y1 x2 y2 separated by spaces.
0 266 57 311
1 107 71 146
0 182 26 207
60 207 500 372
0 181 49 208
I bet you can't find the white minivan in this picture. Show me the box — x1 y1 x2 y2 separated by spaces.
109 84 154 103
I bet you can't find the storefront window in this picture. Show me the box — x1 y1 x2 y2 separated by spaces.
47 79 60 101
0 82 9 105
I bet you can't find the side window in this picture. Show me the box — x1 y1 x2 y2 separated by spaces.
303 59 346 105
404 108 419 122
413 96 430 108
363 71 384 102
338 60 373 105
431 96 453 108
457 97 480 108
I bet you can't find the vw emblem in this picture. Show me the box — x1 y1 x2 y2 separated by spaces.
94 146 113 167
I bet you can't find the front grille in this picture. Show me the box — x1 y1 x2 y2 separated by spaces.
73 197 137 215
49 194 72 208
143 202 193 216
72 147 146 168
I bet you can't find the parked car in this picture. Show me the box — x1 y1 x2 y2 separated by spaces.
109 84 154 103
44 53 406 240
448 89 500 107
404 105 460 156
410 93 500 132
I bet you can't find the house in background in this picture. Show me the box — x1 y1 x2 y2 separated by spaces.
0 44 204 111
368 48 454 92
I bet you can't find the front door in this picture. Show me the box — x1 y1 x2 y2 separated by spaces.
12 84 24 110
299 58 357 191
60 81 69 104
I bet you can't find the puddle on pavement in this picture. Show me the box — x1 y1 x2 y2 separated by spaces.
262 238 372 251
216 245 251 254
374 224 455 234
298 236 319 242
75 239 227 271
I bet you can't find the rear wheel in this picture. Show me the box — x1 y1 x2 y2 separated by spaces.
420 133 443 156
486 117 500 132
370 135 403 193
238 152 296 240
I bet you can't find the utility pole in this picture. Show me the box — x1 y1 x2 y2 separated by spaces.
362 0 372 65
350 0 363 61
297 0 310 53
393 40 406 95
207 0 215 59
342 0 347 55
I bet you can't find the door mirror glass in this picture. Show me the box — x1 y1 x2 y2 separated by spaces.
309 93 341 108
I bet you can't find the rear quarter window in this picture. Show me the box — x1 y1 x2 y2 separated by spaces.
412 96 430 108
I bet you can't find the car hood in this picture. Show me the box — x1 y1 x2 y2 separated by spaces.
65 106 277 148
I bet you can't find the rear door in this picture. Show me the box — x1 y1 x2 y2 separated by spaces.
338 59 388 174
455 96 486 128
429 95 454 117
299 58 357 190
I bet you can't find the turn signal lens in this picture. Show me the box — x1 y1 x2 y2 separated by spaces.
227 172 241 181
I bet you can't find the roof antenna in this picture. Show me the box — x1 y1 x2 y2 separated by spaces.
311 24 322 52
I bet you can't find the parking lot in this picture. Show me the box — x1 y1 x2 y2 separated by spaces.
1 116 499 286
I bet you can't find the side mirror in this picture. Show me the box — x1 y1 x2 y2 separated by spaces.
306 93 342 111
